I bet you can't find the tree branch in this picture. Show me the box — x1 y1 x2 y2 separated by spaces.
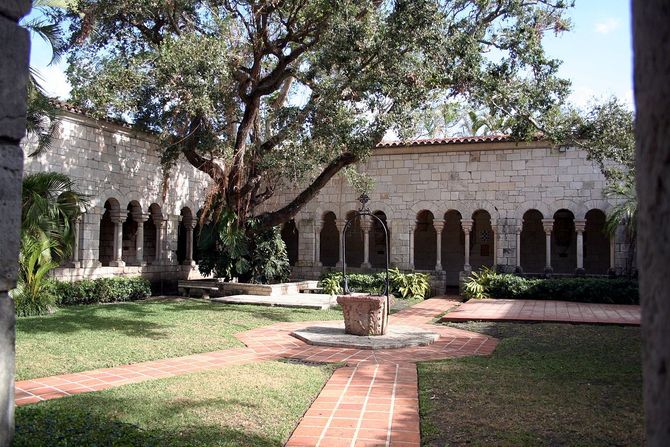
256 152 359 228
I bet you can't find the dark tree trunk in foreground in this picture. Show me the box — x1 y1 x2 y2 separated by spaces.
633 1 670 444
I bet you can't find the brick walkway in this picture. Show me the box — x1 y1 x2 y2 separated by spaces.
15 298 497 447
441 299 640 325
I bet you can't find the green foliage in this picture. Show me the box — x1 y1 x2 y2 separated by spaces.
12 235 58 317
320 269 430 299
320 275 343 296
462 267 497 299
22 172 88 264
46 277 151 306
389 268 431 299
197 208 290 284
463 269 639 305
53 0 574 230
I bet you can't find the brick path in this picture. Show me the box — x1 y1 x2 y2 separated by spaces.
441 299 640 325
15 298 497 447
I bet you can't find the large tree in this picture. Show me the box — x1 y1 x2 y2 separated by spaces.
56 0 573 228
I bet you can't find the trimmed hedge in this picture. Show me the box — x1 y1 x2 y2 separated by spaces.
466 271 639 305
47 277 152 306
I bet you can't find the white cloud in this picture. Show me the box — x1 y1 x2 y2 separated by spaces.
595 18 621 34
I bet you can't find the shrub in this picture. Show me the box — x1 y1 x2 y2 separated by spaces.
320 269 431 299
463 269 638 305
46 277 152 306
389 268 431 299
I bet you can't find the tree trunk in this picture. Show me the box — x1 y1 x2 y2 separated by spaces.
633 1 670 444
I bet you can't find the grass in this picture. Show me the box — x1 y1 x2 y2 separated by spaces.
418 322 643 446
15 360 336 447
16 298 342 380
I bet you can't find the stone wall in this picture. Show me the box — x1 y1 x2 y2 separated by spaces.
24 111 630 294
23 111 213 286
0 0 31 443
267 140 626 290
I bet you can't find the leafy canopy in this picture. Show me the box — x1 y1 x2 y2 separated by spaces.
55 0 574 228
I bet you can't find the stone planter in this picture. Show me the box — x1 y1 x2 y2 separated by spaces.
336 293 388 336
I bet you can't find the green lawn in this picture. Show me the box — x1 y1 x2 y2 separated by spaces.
418 322 644 446
16 298 342 380
15 360 335 447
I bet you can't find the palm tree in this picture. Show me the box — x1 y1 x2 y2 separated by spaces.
605 176 637 276
21 0 72 155
22 172 88 264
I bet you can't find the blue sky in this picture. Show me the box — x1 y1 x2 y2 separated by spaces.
27 0 634 109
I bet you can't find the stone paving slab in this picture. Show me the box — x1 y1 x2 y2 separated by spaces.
210 293 338 309
291 323 440 350
441 299 641 325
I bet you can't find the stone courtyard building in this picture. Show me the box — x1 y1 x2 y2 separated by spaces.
23 104 631 294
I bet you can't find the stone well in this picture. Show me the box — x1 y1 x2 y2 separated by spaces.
337 293 388 336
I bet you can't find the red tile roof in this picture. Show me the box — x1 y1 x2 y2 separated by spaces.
376 135 513 148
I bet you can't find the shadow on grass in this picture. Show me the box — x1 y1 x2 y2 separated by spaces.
15 397 278 447
16 306 170 339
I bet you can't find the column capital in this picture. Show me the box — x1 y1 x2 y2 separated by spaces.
574 219 586 232
541 218 555 234
109 211 126 224
433 220 445 233
154 216 167 228
133 212 152 223
335 219 345 231
515 226 522 235
461 219 473 232
187 219 197 229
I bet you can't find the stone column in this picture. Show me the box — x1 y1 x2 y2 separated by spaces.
314 220 322 267
81 207 102 268
154 216 166 264
491 224 498 268
133 212 150 266
574 219 586 274
461 219 473 272
408 220 415 270
68 216 82 268
0 2 31 442
515 227 522 273
361 217 371 269
542 219 554 274
335 219 344 268
184 218 197 265
609 235 617 276
109 211 126 267
434 220 444 271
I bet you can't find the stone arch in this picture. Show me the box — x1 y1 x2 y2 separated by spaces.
552 208 576 273
580 200 612 220
94 189 127 211
520 209 545 273
369 210 389 268
584 209 610 274
514 201 549 222
470 209 494 270
344 210 364 268
461 202 500 226
320 211 339 267
414 210 436 270
548 199 581 220
409 201 439 217
442 210 464 285
281 220 299 267
98 198 121 266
